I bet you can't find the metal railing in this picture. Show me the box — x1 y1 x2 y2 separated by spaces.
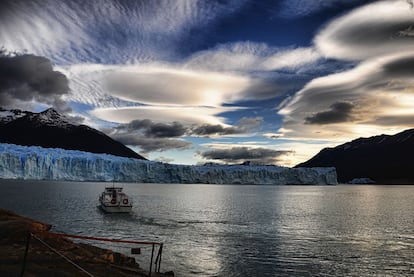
20 231 164 277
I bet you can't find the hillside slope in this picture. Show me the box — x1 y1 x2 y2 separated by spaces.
296 129 414 183
0 108 145 160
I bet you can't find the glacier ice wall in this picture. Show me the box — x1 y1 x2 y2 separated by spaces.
0 143 337 185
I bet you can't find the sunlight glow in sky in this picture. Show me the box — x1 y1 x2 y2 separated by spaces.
1 0 414 166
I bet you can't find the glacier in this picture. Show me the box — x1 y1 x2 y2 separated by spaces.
0 143 338 185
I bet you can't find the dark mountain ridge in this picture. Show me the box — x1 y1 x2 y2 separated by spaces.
296 128 414 183
0 108 146 160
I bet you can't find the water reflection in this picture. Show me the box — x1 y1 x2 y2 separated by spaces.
0 181 413 276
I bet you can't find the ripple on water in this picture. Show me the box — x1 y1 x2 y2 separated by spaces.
1 181 414 276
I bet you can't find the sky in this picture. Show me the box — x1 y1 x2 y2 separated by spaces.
1 0 414 166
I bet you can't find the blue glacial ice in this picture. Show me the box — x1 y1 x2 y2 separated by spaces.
0 143 337 185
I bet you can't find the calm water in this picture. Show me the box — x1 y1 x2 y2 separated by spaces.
1 180 414 276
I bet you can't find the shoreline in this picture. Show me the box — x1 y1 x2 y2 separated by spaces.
0 209 173 276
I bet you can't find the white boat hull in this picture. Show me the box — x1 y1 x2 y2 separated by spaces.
99 203 132 213
99 186 133 213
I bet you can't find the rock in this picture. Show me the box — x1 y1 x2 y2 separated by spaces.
0 209 51 242
348 178 376 184
0 209 155 276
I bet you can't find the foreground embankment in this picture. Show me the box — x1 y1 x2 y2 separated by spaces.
0 209 173 276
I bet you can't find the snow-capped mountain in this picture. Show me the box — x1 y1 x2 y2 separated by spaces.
0 108 145 160
0 107 29 124
296 129 414 184
0 143 338 185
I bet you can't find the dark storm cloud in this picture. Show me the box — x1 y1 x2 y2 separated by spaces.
109 116 264 154
148 122 187 138
0 52 70 112
116 116 263 140
111 133 192 153
116 119 186 138
190 124 239 136
189 117 263 137
199 147 292 164
305 102 354 125
110 119 191 152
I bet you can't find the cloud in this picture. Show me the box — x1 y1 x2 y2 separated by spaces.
198 146 292 165
276 0 414 149
112 116 262 140
61 45 324 114
182 42 341 102
62 63 254 109
185 42 320 72
154 156 174 163
107 118 192 153
70 62 272 129
0 0 249 64
234 117 263 132
0 52 70 112
102 65 250 107
278 51 414 141
111 133 192 154
315 0 414 60
190 124 239 136
116 119 187 138
91 106 236 126
189 117 263 136
260 139 336 167
0 0 88 64
108 116 263 156
305 102 355 124
382 55 414 77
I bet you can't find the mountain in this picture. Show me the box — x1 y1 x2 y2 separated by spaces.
296 129 414 184
0 108 145 160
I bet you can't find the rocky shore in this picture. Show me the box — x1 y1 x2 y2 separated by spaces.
0 209 173 276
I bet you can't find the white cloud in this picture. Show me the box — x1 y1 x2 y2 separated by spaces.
272 0 414 166
102 65 251 107
0 0 88 63
315 0 414 60
62 63 252 108
91 105 239 126
0 0 249 64
185 42 320 72
261 47 320 71
278 51 414 142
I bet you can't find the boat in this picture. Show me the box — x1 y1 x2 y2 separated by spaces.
99 187 133 213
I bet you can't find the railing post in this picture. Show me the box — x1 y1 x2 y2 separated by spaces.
156 243 163 273
20 232 31 277
149 243 155 277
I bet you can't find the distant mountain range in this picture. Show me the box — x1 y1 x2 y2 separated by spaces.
0 108 145 160
296 129 414 184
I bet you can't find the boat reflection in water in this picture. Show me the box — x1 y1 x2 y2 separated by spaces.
99 187 132 213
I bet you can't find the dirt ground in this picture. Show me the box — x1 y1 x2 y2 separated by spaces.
0 209 174 277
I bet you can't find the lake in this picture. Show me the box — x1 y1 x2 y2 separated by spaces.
1 180 413 276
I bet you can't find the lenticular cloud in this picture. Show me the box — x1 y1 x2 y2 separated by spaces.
315 0 414 60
